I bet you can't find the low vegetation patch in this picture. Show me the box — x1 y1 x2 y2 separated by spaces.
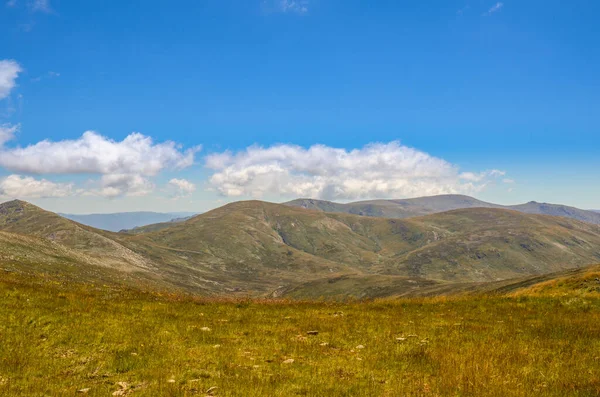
1 271 599 396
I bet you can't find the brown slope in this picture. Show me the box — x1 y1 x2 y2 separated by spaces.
0 200 152 272
0 230 156 287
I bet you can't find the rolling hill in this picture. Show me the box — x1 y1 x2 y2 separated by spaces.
2 199 600 298
285 195 600 224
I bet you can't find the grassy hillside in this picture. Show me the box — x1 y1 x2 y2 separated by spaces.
1 270 599 396
134 201 600 284
286 194 600 224
506 264 600 297
0 200 153 272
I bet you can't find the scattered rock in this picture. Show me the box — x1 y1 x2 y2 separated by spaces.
282 359 295 364
77 388 91 394
396 337 406 342
117 382 129 390
307 331 319 336
319 342 329 346
356 345 365 349
200 327 211 332
206 386 218 395
167 379 176 383
112 382 130 395
212 344 221 348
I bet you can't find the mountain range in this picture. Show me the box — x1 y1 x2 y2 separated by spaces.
55 195 600 233
2 196 600 299
285 195 600 225
59 211 197 232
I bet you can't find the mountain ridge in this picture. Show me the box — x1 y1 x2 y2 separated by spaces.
3 198 600 298
285 195 600 224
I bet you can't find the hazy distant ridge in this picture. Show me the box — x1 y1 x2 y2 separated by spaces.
59 211 197 232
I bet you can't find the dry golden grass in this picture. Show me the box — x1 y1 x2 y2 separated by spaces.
1 271 599 396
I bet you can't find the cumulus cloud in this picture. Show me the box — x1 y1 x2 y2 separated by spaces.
483 2 503 16
206 141 508 200
0 174 72 198
0 131 199 197
168 178 196 197
96 174 154 198
0 131 198 175
0 124 19 146
0 60 22 100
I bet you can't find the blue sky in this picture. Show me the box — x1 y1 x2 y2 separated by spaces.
0 0 599 213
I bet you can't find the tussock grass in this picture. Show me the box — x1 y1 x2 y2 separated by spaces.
1 272 599 396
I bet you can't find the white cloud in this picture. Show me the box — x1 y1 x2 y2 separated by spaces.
264 0 308 14
0 131 198 176
483 2 503 16
0 124 19 146
168 178 196 198
206 141 508 200
281 0 308 14
31 71 60 83
0 131 199 197
96 174 154 198
460 169 505 182
0 60 22 100
0 174 72 198
30 0 50 12
6 0 17 7
503 178 515 184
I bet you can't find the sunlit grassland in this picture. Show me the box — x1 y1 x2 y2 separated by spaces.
1 272 599 396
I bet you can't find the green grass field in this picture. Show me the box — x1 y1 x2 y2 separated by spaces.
1 271 600 396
